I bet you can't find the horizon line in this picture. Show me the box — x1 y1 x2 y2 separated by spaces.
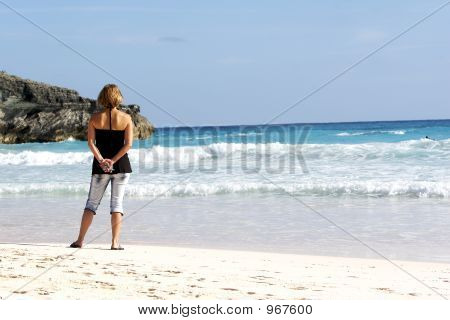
155 118 450 130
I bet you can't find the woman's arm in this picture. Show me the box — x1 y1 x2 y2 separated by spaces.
110 116 133 165
87 117 104 162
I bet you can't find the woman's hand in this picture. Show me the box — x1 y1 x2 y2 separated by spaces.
105 159 115 173
100 159 114 173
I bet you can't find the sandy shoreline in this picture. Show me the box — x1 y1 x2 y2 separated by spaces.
0 243 449 300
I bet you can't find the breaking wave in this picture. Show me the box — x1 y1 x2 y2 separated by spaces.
0 138 447 165
1 180 450 198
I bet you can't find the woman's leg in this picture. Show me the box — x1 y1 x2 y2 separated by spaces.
74 209 95 246
110 173 130 248
73 174 110 247
111 212 122 248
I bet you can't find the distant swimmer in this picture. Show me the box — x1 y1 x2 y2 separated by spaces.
425 136 435 141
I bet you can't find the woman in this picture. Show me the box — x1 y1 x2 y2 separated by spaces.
70 84 133 250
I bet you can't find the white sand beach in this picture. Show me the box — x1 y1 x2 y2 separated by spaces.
0 243 449 300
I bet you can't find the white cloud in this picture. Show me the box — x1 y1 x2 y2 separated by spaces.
111 35 186 45
216 57 254 65
112 35 156 45
355 29 387 43
157 36 186 43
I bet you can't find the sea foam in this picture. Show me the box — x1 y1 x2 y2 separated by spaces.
0 138 447 165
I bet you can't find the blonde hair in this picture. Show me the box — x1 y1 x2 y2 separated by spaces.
97 84 123 109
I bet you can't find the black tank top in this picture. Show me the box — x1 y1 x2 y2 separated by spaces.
91 108 132 175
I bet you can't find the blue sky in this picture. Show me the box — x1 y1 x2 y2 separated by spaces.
1 0 449 127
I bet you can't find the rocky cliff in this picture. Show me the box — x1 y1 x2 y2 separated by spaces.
0 72 154 144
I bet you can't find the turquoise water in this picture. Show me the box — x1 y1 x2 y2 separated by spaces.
1 119 450 261
153 119 450 146
2 119 449 151
1 119 450 198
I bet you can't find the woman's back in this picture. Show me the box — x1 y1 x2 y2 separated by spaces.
92 108 130 131
91 108 132 174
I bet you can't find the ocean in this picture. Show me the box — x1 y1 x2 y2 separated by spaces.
1 119 450 262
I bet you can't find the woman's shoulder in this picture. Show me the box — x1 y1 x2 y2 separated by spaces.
89 112 103 124
118 109 132 118
88 109 131 128
117 110 132 123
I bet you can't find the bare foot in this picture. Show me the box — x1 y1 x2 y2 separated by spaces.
70 240 82 248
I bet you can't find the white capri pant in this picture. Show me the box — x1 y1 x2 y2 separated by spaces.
84 173 131 216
